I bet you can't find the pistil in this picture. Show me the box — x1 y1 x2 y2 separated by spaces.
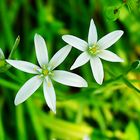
42 69 49 76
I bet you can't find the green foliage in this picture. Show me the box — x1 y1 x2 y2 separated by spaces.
0 0 140 140
125 121 139 140
105 6 120 21
131 60 140 70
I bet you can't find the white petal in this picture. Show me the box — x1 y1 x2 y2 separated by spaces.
6 60 41 74
62 35 88 51
88 19 98 45
98 50 124 62
83 135 90 140
14 75 42 105
34 34 48 67
97 30 124 49
70 52 90 70
43 77 56 113
49 45 72 70
52 70 88 87
90 57 104 85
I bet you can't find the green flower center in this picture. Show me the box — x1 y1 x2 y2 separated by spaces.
42 69 49 76
88 44 100 55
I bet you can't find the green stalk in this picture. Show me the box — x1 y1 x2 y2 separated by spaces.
75 103 84 124
26 100 47 140
16 105 27 140
106 66 140 94
0 0 14 48
0 99 5 140
0 78 19 90
122 77 140 93
40 112 92 139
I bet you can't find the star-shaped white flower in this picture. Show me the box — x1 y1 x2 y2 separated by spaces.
62 19 124 85
6 34 88 113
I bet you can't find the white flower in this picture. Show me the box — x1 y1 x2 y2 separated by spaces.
6 34 88 113
62 19 124 85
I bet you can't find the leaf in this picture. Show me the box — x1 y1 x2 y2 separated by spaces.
126 0 139 13
105 6 120 21
123 77 140 94
0 60 6 68
125 121 139 140
131 60 140 70
8 35 20 59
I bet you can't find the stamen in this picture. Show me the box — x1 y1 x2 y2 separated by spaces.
34 67 37 71
42 65 46 69
89 44 100 55
38 75 42 79
42 69 49 76
47 82 51 87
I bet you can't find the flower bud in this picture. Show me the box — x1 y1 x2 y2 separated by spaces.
0 48 5 60
0 48 10 72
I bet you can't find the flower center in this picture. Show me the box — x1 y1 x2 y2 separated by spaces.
88 44 100 55
42 69 49 76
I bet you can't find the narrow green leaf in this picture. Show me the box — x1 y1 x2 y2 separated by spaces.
125 121 139 140
131 60 140 70
126 0 139 13
0 78 19 90
26 100 47 140
0 99 5 140
123 77 140 93
16 105 27 140
105 6 120 21
40 112 92 139
8 35 20 59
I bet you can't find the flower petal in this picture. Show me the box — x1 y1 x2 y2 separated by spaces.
6 60 41 74
14 75 42 105
90 57 104 85
97 30 124 49
43 77 56 113
98 50 124 62
88 19 98 45
48 45 72 70
70 52 90 70
34 34 49 67
52 70 88 87
62 35 88 51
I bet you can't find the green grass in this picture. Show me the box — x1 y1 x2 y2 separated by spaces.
0 0 140 140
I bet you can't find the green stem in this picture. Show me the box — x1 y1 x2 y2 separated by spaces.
106 67 140 94
0 99 5 140
40 112 92 139
0 0 14 48
6 71 21 83
122 77 140 93
0 78 19 90
16 105 27 140
75 103 84 124
26 100 47 140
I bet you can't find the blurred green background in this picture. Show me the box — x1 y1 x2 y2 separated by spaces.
0 0 140 140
